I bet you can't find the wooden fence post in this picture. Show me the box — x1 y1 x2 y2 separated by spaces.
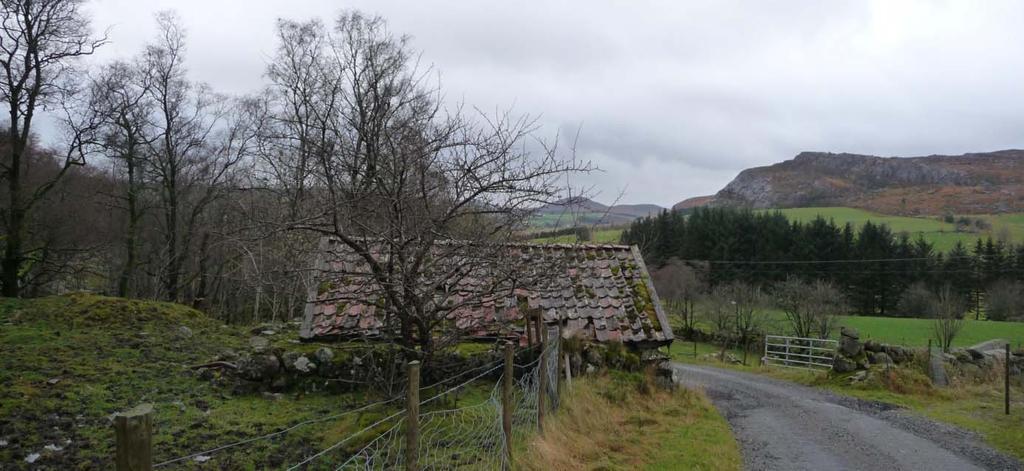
538 327 547 433
533 312 543 349
114 403 153 471
564 352 572 389
556 324 563 401
502 342 514 468
525 313 534 347
405 361 420 471
1006 343 1011 416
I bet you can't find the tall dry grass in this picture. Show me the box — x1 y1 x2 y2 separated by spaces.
516 371 740 471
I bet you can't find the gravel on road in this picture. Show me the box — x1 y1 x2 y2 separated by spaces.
672 363 1022 471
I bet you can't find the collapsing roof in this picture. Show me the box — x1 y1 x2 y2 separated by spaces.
301 239 673 348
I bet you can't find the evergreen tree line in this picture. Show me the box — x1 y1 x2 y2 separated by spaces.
621 207 1024 318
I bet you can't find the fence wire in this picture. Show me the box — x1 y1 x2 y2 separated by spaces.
325 338 559 470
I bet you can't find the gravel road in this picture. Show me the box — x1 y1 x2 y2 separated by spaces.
672 363 1022 471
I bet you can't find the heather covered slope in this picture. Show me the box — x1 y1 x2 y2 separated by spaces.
678 150 1024 215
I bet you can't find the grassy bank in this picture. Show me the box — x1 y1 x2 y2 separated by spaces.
518 371 740 471
0 294 409 468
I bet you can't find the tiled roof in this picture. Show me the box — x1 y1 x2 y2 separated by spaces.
300 239 673 346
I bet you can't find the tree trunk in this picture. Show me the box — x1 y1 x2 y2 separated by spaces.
117 154 140 298
2 138 24 297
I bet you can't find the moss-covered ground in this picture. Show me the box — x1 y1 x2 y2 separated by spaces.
0 294 503 469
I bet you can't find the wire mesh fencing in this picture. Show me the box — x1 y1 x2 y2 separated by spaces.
115 330 563 471
327 337 559 470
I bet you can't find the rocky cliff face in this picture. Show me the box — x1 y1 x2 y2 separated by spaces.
704 150 1024 214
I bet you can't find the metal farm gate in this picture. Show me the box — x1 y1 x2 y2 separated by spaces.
763 335 838 371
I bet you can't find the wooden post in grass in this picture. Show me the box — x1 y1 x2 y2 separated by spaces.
405 361 420 471
525 313 534 347
1006 343 1011 416
502 342 514 468
533 312 543 350
538 325 547 433
557 327 565 401
114 403 153 471
564 352 572 389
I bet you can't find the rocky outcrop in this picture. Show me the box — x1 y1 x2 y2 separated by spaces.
696 149 1024 215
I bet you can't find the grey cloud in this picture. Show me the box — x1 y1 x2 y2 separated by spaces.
39 0 1024 206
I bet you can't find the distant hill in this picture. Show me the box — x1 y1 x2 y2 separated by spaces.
531 197 665 228
674 150 1024 215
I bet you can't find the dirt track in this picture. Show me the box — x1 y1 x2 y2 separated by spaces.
672 363 1022 471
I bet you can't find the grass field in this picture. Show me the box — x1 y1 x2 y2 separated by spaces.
757 309 1024 348
529 227 624 244
834 315 1024 348
769 207 1024 252
529 212 612 229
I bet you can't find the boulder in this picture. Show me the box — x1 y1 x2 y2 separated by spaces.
177 326 193 340
967 339 1009 360
293 356 316 374
864 340 883 353
833 355 857 373
281 352 316 374
869 352 894 368
237 353 281 381
882 345 907 363
839 335 863 358
840 326 860 340
848 370 870 383
315 347 335 365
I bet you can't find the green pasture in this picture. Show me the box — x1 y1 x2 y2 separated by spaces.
768 207 1024 253
529 227 625 244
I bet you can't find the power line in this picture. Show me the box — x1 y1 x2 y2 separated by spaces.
680 255 980 265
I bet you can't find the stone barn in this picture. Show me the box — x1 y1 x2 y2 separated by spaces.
301 239 673 350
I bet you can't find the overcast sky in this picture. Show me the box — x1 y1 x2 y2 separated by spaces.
49 0 1024 206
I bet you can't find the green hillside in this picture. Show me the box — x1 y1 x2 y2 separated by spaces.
767 207 1024 252
0 295 385 468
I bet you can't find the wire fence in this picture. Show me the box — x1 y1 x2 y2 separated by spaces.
326 337 560 470
127 330 564 470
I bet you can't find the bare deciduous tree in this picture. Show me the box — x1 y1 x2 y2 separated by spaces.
263 12 589 360
651 258 706 338
776 276 845 339
87 60 153 297
0 0 106 296
142 12 250 302
933 285 967 352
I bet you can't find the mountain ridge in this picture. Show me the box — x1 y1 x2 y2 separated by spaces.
674 149 1024 215
533 197 665 227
